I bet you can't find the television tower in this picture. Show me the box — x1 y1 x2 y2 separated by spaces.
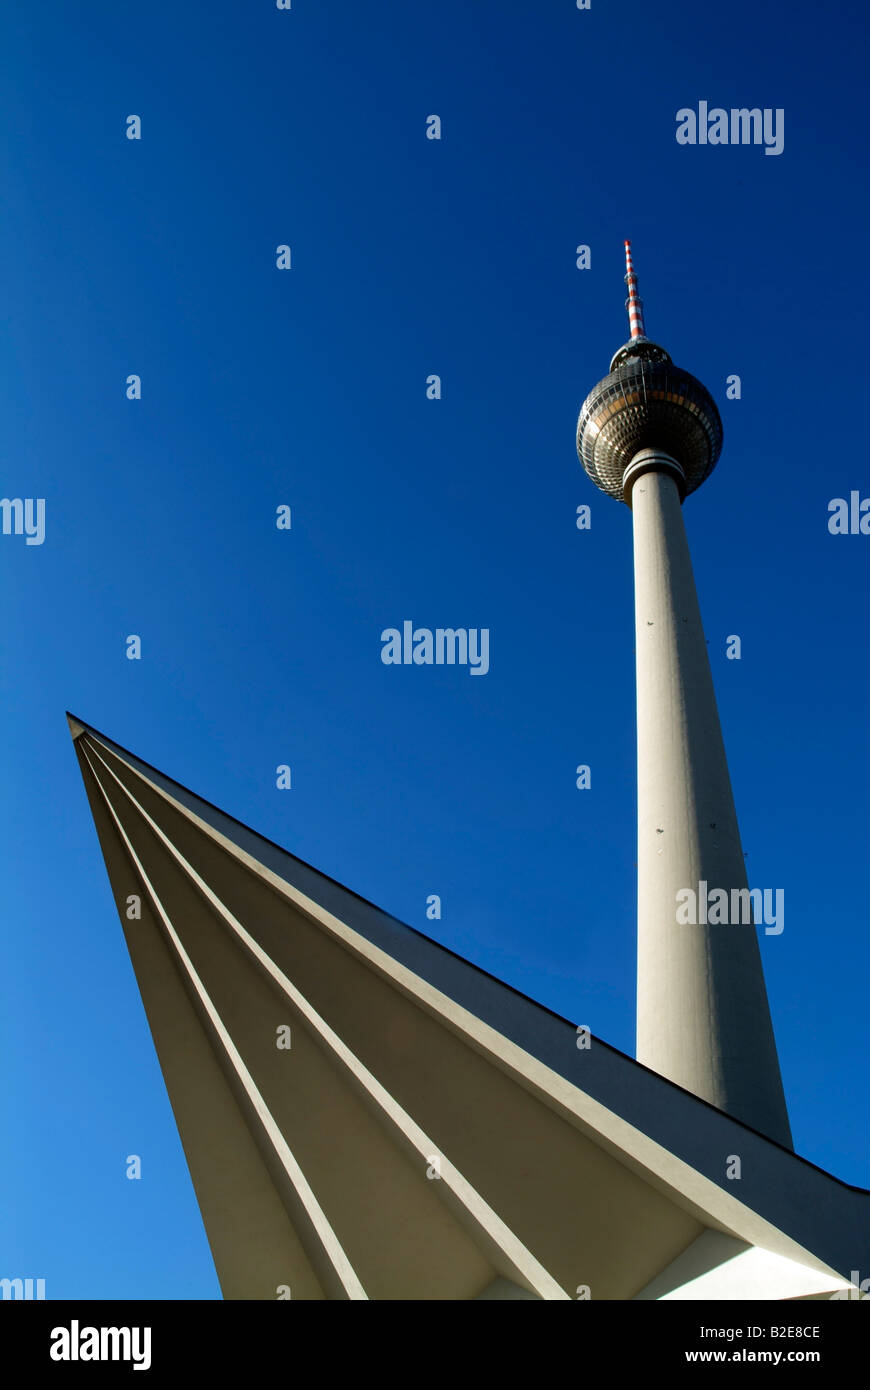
576 241 792 1147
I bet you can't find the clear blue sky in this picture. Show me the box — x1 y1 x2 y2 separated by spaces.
3 0 869 1298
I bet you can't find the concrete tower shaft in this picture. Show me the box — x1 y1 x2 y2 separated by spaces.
632 461 791 1146
576 244 792 1147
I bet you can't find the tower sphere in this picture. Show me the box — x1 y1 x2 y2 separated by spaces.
576 246 723 504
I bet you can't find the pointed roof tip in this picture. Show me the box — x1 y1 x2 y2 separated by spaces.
66 711 87 742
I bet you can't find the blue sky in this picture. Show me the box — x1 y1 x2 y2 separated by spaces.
3 0 869 1298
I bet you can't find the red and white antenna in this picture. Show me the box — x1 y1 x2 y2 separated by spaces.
623 239 646 339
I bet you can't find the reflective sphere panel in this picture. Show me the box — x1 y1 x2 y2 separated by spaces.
577 355 723 502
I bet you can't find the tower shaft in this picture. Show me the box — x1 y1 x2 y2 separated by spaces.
631 461 792 1146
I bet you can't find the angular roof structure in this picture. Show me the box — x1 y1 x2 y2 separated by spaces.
68 713 870 1301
